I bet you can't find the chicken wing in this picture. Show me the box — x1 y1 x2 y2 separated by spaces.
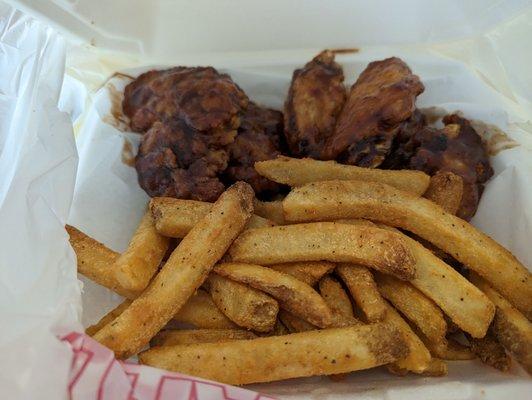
284 50 346 158
326 57 424 167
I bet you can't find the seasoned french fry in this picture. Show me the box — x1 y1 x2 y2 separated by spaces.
269 261 335 286
151 329 257 347
424 337 475 360
86 300 131 336
283 180 531 319
113 211 169 293
471 274 532 374
228 223 415 280
468 331 511 372
270 320 290 336
423 171 463 215
255 156 430 195
422 358 448 377
214 263 332 328
66 225 135 299
279 310 317 333
376 273 447 345
150 197 274 238
319 276 360 327
139 323 409 385
253 200 286 225
208 274 279 332
336 264 387 322
93 182 254 358
174 289 237 329
383 301 432 373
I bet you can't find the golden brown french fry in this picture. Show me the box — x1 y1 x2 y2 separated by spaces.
255 156 430 195
268 261 335 286
214 263 332 328
253 200 286 225
423 171 463 215
174 289 237 329
228 223 415 280
139 323 408 385
208 274 279 332
86 300 131 336
469 331 511 372
150 197 274 238
151 329 257 347
93 182 254 358
422 358 448 377
319 276 360 327
376 273 447 345
383 301 432 373
66 225 135 299
424 337 475 361
270 320 290 336
471 274 532 374
113 211 169 293
283 180 531 319
336 264 387 322
279 310 317 333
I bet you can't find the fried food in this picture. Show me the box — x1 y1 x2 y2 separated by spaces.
284 180 531 320
408 116 493 220
113 211 169 293
214 263 333 328
93 182 254 358
279 310 317 333
149 197 274 238
139 323 408 385
319 276 360 327
255 156 429 195
228 222 415 280
268 261 335 286
336 264 387 322
253 200 286 225
208 274 279 332
468 331 511 372
151 329 256 347
425 337 475 360
86 301 131 336
423 171 463 215
377 273 447 345
284 50 346 158
325 57 424 167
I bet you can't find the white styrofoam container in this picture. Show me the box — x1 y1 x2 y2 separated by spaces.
4 0 532 399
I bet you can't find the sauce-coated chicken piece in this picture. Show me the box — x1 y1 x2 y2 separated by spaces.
284 50 346 158
326 57 424 167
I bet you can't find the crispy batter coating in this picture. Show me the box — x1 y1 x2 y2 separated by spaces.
327 57 424 167
284 50 346 158
123 66 248 133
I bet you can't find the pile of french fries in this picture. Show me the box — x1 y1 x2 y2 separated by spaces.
68 156 532 386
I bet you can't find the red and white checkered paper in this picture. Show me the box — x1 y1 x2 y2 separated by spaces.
61 332 276 400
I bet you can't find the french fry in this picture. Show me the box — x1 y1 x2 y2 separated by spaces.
208 274 279 332
376 273 447 345
174 289 237 329
214 263 333 328
93 182 254 358
279 310 317 333
66 225 135 299
336 264 387 322
283 180 531 319
468 331 511 372
253 200 286 225
255 156 430 195
139 323 409 385
270 320 290 336
228 222 415 280
422 358 448 377
319 276 360 327
113 211 169 293
86 300 131 336
383 301 432 373
424 337 475 360
268 261 335 286
471 274 532 374
150 197 274 238
423 171 463 215
151 329 257 347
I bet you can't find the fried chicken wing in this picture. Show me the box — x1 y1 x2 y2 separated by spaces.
408 114 493 220
284 50 346 158
224 103 285 198
326 57 424 167
123 67 248 133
